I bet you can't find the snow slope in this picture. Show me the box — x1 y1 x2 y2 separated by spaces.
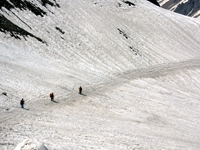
0 0 200 149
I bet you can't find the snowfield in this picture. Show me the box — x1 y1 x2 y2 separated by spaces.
0 0 200 149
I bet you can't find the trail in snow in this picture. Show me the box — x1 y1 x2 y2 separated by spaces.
1 58 200 149
78 58 200 98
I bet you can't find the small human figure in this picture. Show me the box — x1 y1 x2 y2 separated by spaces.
50 92 54 101
79 86 82 94
20 98 25 108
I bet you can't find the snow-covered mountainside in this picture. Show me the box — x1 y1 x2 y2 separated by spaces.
158 0 200 18
0 0 200 149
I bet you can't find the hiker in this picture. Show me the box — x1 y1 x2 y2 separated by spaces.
20 98 25 108
50 92 54 101
79 86 82 94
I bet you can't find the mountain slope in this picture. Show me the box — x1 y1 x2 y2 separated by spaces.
0 0 200 149
1 0 200 100
158 0 200 18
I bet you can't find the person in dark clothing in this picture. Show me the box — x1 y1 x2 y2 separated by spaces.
50 92 54 101
79 86 82 94
20 98 25 108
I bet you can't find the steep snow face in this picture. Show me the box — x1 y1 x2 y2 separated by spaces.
0 0 200 100
158 0 200 18
0 0 200 150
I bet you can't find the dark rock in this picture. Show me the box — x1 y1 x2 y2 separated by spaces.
147 0 160 6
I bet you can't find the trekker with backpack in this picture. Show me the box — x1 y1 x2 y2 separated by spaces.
20 98 25 108
50 92 54 101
